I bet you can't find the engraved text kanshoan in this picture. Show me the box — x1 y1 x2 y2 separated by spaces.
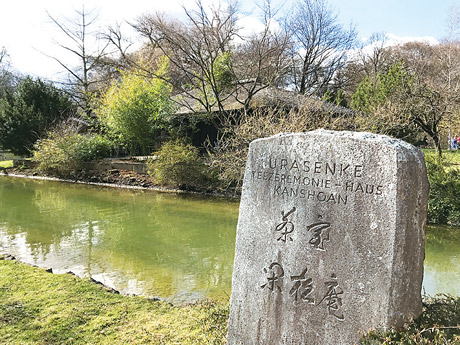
273 186 348 205
261 262 345 321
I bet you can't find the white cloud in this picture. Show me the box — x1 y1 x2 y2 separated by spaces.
0 0 190 79
1 1 441 80
383 33 439 46
353 33 440 60
237 15 266 37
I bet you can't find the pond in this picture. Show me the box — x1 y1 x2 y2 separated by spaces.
0 175 459 303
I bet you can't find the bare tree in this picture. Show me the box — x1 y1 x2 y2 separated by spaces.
0 47 8 65
132 0 239 116
47 6 110 117
445 4 460 43
288 0 357 95
0 47 17 98
230 0 291 109
339 33 395 101
107 0 291 119
353 42 460 155
389 74 452 156
359 33 394 77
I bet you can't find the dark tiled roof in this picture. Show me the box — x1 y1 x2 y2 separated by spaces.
172 86 355 117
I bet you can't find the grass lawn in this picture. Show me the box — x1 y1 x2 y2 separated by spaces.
0 160 13 168
0 257 228 344
423 148 460 160
1 257 459 344
423 149 460 172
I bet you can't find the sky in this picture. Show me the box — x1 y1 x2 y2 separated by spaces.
328 0 454 40
0 0 458 80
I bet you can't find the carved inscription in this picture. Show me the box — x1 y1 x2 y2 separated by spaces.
275 208 296 242
256 147 385 324
261 262 345 321
289 266 314 303
307 221 331 251
318 274 344 321
250 157 386 205
279 136 293 146
268 158 363 177
265 205 344 320
261 263 284 292
273 211 333 251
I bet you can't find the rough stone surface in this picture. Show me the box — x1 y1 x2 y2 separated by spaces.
227 130 429 345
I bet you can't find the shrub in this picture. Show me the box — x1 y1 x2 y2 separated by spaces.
76 134 113 162
96 59 173 155
32 125 112 175
0 77 75 156
147 141 215 190
425 154 460 226
361 294 460 344
208 99 345 192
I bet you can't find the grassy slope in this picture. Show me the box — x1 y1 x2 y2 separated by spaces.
423 149 460 170
0 258 228 345
1 258 459 344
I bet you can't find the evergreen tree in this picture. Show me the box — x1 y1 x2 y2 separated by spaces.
0 77 75 155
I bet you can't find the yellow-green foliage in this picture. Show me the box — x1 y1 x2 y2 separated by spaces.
148 140 213 190
213 51 234 93
0 257 228 345
423 150 460 225
0 160 13 168
32 127 112 176
97 58 173 155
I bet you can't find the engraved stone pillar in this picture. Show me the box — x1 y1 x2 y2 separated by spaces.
227 130 429 345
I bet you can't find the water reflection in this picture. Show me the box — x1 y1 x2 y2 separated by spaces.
0 176 238 303
423 225 460 296
1 176 459 302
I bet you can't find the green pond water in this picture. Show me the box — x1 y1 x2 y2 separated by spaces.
0 175 459 303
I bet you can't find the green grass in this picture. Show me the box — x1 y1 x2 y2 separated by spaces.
423 149 460 173
423 148 460 160
1 257 460 344
0 160 13 168
0 257 228 344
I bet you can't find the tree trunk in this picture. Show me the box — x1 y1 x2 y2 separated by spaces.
433 134 443 157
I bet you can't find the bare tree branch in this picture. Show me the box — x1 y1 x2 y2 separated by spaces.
288 0 357 96
46 6 110 117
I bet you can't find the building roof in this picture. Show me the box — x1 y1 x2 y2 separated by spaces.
172 85 355 117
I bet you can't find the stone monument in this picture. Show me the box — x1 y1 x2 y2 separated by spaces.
227 130 429 345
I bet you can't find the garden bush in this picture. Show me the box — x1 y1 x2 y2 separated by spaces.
147 140 215 190
208 99 346 192
96 60 173 155
32 125 113 176
361 294 460 344
425 154 460 226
